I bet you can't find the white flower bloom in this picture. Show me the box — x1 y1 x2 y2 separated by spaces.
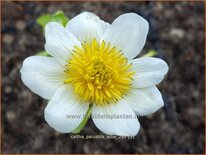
20 12 168 136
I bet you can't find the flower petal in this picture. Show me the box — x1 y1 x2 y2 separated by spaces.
45 22 81 66
44 86 89 133
92 100 140 136
125 87 164 116
66 12 110 44
130 57 169 88
100 13 149 59
20 56 67 99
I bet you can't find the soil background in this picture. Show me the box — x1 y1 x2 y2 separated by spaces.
1 1 205 154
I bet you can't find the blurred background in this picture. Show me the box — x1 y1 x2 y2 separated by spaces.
2 1 205 154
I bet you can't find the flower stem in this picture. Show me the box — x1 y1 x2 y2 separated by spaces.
72 104 93 134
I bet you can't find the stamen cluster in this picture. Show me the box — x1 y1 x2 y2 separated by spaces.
65 39 134 104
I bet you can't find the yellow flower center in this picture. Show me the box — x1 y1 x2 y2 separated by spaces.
64 38 134 105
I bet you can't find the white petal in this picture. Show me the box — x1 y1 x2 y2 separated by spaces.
92 100 140 136
125 87 164 116
20 56 67 99
130 57 169 88
45 22 81 66
66 12 110 44
44 86 89 133
100 13 149 59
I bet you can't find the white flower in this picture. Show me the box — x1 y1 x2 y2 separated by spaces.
20 12 168 136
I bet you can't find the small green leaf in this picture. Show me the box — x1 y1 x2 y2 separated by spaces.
51 11 69 27
35 51 51 57
36 11 69 30
72 104 93 134
36 14 51 28
142 50 158 57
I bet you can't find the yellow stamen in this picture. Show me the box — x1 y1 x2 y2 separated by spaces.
64 38 134 105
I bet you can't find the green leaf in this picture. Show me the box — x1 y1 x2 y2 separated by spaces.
72 104 93 134
50 11 69 27
35 51 51 57
36 14 51 28
142 50 158 57
36 11 69 29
